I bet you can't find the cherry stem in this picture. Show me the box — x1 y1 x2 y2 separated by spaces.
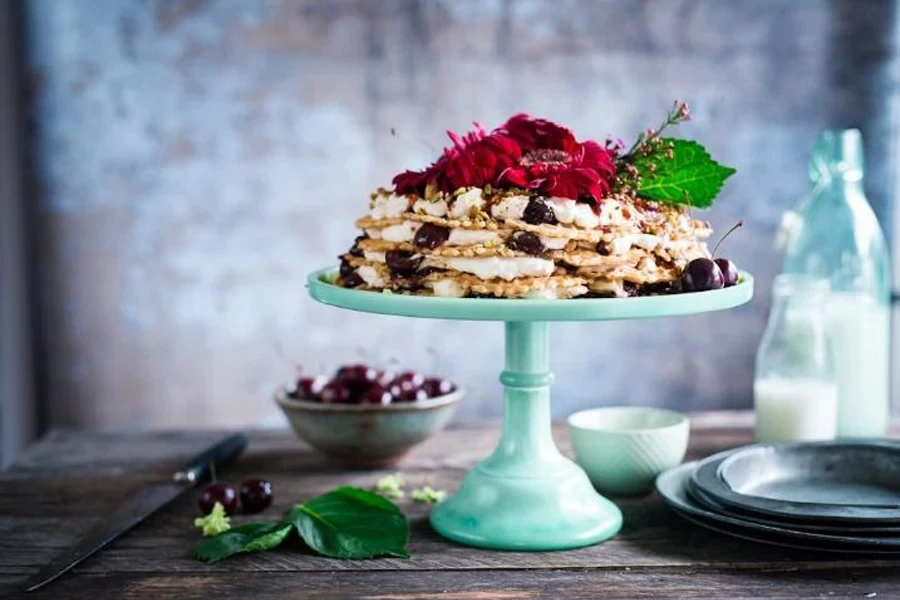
712 219 744 257
208 461 217 484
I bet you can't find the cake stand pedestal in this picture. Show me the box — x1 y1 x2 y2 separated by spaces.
308 268 753 550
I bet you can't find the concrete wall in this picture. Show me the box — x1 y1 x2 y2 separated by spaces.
23 0 898 429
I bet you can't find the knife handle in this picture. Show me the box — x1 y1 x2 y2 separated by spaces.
174 433 248 486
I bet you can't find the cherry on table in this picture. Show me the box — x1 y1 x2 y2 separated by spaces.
239 479 273 514
681 258 724 292
199 483 238 515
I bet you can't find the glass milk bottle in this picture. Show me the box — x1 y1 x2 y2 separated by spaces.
754 276 838 442
780 130 891 438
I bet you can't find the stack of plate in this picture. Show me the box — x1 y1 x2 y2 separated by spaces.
656 441 900 553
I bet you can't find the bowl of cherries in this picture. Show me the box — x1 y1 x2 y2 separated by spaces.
275 364 462 467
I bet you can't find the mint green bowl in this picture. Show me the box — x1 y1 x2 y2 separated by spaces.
569 407 690 497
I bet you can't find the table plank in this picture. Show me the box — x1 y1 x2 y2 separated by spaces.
8 567 900 600
1 414 898 599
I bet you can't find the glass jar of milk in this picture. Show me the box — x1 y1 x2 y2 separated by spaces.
754 276 838 442
778 129 891 438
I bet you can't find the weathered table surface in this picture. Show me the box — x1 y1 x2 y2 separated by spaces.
2 412 899 599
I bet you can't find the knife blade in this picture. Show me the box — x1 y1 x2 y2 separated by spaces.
24 433 248 593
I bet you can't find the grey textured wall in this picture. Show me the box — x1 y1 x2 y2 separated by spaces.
24 0 898 430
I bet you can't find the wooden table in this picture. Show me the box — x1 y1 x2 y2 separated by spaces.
2 414 898 599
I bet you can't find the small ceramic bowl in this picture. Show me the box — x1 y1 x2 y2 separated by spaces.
568 407 689 497
275 388 462 467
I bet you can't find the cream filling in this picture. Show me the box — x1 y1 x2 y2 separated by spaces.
597 198 636 228
427 256 555 281
381 221 419 243
447 229 502 246
363 251 386 263
412 198 448 217
449 188 484 219
490 195 530 221
357 265 386 288
608 233 709 257
549 198 600 229
521 285 589 300
540 236 569 250
429 278 466 298
370 193 410 219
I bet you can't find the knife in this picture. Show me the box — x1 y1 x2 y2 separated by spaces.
24 433 248 593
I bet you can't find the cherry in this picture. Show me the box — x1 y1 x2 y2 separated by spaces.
681 258 724 292
296 375 327 399
319 380 352 404
339 259 356 279
422 378 455 398
239 479 273 514
397 387 429 402
714 258 739 287
374 369 395 387
363 382 393 405
506 231 544 255
341 272 364 288
199 483 238 515
336 364 378 385
523 198 557 225
391 372 424 394
348 235 366 257
385 250 423 277
413 223 450 249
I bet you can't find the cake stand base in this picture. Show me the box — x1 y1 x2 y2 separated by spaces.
430 321 622 550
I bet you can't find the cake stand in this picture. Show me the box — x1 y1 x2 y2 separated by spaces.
308 268 754 550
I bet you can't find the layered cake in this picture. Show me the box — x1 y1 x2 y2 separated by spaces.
338 104 736 298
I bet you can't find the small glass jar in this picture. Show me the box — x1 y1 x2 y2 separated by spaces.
754 275 837 442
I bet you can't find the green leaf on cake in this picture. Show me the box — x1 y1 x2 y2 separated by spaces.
632 139 735 208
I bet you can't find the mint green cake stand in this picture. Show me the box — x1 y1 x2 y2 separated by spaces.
308 268 753 551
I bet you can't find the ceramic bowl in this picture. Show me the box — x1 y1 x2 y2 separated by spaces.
275 388 462 467
568 407 689 497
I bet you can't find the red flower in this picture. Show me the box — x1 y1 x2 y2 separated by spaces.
393 124 520 195
392 114 617 204
501 139 616 203
498 113 579 153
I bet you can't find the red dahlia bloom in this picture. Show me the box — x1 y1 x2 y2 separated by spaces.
393 124 521 195
392 114 616 204
497 113 579 153
501 139 617 204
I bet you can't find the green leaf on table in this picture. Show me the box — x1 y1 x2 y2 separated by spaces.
632 139 736 208
194 522 293 563
286 486 410 559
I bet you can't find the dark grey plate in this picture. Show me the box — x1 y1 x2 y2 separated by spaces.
686 475 900 535
692 442 900 523
657 462 900 552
